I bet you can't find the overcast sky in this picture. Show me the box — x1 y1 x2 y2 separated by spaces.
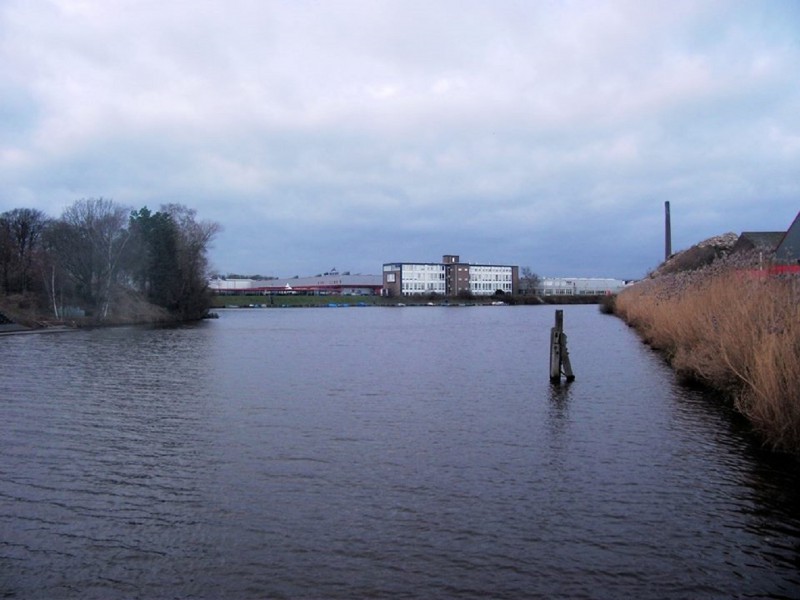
2 0 798 279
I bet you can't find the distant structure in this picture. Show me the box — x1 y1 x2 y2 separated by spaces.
657 210 800 277
382 254 518 297
775 211 800 263
730 231 785 255
209 273 383 296
665 201 672 260
534 277 628 297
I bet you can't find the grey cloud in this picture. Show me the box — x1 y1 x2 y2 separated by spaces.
1 0 798 280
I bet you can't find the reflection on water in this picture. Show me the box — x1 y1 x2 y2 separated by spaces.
547 381 573 415
1 306 798 599
546 382 572 464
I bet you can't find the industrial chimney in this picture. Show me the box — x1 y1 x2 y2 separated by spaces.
664 201 672 261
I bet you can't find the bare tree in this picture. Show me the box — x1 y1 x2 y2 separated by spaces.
49 198 130 318
0 208 48 294
6 199 219 323
519 267 541 296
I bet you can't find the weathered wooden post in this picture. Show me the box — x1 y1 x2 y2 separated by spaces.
549 309 575 383
549 310 563 382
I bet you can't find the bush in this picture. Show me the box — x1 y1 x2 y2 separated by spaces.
598 294 616 315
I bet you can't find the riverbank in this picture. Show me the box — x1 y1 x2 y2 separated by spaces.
613 266 800 454
210 293 607 309
0 292 205 333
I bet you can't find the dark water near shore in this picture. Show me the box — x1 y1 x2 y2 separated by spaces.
1 305 799 599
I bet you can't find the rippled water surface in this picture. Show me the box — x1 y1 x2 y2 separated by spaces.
2 305 799 599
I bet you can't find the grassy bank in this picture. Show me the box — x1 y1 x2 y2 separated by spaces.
211 295 393 308
211 293 608 309
0 290 191 329
614 266 800 453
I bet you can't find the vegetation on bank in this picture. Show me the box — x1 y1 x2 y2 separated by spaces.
210 292 610 309
0 199 219 327
612 251 800 454
212 294 389 308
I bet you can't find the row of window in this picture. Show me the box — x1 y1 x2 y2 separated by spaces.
403 272 445 280
402 271 511 280
469 268 510 273
402 282 446 292
542 289 608 296
471 282 512 291
470 274 512 282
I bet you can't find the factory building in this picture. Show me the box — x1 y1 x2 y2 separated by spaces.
534 277 628 296
209 272 383 295
382 255 518 297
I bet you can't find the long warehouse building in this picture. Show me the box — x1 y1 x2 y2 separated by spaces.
209 273 383 296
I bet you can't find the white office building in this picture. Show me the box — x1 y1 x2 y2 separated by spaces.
383 255 518 297
469 265 514 295
390 263 447 295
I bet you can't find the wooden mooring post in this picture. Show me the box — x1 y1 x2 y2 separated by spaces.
549 309 575 383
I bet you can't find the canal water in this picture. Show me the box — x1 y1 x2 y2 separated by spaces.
1 305 798 599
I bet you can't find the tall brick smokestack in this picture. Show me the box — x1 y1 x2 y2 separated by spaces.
665 201 672 260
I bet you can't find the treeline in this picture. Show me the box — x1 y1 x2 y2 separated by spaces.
0 198 219 323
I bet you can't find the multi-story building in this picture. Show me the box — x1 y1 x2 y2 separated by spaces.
381 262 446 296
383 255 518 297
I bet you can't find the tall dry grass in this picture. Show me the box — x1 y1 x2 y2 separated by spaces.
615 262 800 453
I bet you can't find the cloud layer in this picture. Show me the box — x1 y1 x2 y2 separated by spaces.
2 0 799 278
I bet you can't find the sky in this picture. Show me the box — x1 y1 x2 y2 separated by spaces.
1 0 799 280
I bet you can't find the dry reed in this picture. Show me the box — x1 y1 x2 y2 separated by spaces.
615 257 800 453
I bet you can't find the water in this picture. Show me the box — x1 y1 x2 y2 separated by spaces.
1 305 798 599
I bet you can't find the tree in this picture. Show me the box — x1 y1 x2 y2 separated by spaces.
4 199 219 323
128 207 180 309
519 267 541 295
161 203 221 319
47 198 130 317
0 208 48 294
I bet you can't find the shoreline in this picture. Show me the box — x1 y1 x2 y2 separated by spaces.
209 293 608 309
0 325 77 337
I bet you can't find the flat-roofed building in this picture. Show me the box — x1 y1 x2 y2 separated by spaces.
382 263 445 296
383 255 518 297
468 264 515 296
535 277 627 296
209 272 383 295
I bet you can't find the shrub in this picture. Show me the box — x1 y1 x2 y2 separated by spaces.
598 294 616 315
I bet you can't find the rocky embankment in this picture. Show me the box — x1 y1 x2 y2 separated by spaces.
649 232 739 277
